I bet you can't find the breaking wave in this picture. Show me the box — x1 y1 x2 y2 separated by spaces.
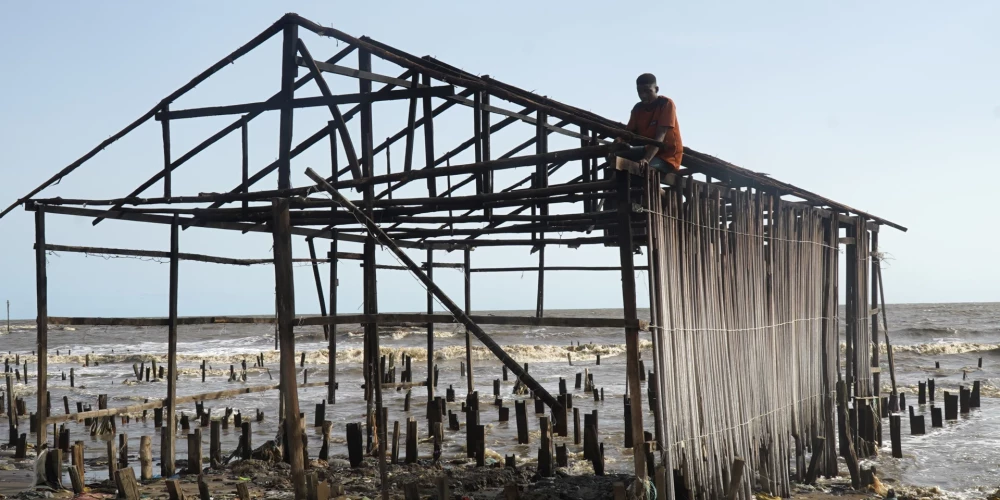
890 343 1000 356
33 340 654 367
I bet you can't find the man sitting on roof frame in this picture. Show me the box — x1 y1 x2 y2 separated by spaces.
613 73 683 175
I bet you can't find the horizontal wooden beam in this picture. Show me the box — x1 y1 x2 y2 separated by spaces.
28 203 470 250
471 265 650 273
49 313 647 330
156 86 455 120
39 243 362 265
31 145 617 209
374 262 464 271
298 313 648 331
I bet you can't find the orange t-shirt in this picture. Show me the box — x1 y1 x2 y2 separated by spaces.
626 96 683 171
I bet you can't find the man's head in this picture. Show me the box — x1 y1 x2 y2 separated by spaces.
636 73 659 104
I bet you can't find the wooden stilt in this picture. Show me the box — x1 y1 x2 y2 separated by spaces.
34 209 48 449
307 239 329 341
464 248 474 393
426 248 435 403
613 169 646 490
328 239 338 404
163 215 180 477
272 198 305 500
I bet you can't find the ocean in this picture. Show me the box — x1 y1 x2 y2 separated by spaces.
0 303 998 497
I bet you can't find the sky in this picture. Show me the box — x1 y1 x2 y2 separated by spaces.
1 1 998 320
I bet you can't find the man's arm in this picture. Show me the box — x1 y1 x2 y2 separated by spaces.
638 125 670 167
617 110 637 144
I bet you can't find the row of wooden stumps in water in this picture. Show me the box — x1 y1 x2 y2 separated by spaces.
839 369 985 490
2 349 647 500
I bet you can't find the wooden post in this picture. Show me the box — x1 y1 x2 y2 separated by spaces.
307 239 329 341
210 421 221 468
328 239 338 404
107 438 118 482
515 400 529 444
188 429 203 473
405 418 418 464
422 72 436 197
5 372 15 445
162 104 172 198
614 169 646 489
34 209 48 449
163 215 180 477
241 422 252 459
277 20 297 190
889 414 902 458
241 122 249 213
139 436 152 480
272 198 305 500
390 420 400 464
426 249 435 402
358 49 388 500
837 380 861 488
464 247 474 393
198 475 211 500
346 422 363 467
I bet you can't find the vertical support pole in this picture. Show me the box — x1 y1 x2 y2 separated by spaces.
34 210 48 449
614 169 646 492
474 91 484 195
329 120 339 179
403 74 418 173
358 48 387 500
422 73 436 197
481 92 492 195
163 216 179 477
535 110 548 319
580 126 591 213
307 239 329 340
464 248 474 393
161 105 171 198
426 249 435 401
328 238 338 404
272 199 305 500
536 248 545 318
845 223 856 399
277 21 298 190
241 120 249 213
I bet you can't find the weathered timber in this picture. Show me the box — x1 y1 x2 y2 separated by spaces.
272 198 306 499
305 168 562 414
156 86 455 121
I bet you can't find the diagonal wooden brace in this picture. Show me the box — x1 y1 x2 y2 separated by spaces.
304 167 563 414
